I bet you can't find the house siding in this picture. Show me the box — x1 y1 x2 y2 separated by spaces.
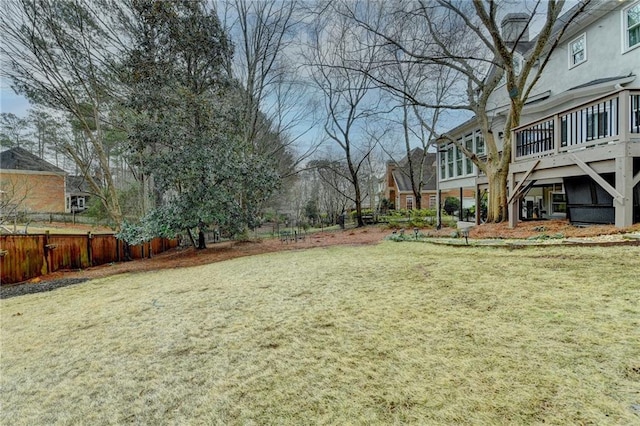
438 1 640 227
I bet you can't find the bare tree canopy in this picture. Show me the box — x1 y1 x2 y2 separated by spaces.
0 0 126 224
336 0 590 222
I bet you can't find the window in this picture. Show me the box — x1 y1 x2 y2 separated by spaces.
550 193 567 215
624 1 640 51
475 132 485 155
77 197 85 209
455 144 463 176
498 55 523 86
429 195 436 208
406 196 413 210
447 146 454 178
513 56 523 75
439 150 446 179
464 135 473 175
568 33 586 67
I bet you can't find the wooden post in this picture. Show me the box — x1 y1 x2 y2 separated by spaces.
615 152 633 228
475 185 481 225
43 230 50 274
618 90 630 143
553 113 561 155
436 189 442 229
87 232 93 267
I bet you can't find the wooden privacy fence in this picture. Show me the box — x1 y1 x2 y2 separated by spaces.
0 233 179 285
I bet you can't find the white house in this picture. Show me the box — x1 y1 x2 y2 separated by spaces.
438 0 640 228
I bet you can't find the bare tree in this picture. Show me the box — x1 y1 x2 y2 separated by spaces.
341 0 590 222
306 3 387 227
220 0 316 175
0 175 33 232
382 59 457 210
309 157 352 225
1 0 125 225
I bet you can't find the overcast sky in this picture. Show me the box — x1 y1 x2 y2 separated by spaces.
1 78 31 117
0 0 578 121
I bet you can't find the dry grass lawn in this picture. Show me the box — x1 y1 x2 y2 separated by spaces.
1 242 639 425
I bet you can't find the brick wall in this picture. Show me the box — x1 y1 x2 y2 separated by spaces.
397 191 437 210
1 171 65 213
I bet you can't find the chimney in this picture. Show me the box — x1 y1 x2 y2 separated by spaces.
501 13 530 43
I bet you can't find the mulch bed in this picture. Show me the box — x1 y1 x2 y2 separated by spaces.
1 278 90 299
3 221 638 298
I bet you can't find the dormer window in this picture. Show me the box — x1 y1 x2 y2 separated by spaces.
498 55 523 87
568 33 586 68
623 1 640 52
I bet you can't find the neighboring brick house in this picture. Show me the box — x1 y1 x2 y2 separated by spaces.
384 148 438 210
0 147 67 215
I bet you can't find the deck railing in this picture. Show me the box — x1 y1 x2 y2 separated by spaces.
514 90 640 160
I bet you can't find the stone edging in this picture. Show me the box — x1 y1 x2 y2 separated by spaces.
420 234 640 248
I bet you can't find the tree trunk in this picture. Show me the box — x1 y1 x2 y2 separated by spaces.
486 166 509 223
198 229 206 249
354 182 364 227
186 228 197 248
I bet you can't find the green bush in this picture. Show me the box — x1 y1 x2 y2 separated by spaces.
382 208 435 223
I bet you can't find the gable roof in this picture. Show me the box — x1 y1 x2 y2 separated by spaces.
391 148 437 192
66 175 92 195
0 147 66 174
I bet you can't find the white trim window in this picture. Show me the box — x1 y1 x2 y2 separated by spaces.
568 33 586 68
464 134 473 175
475 132 485 155
439 130 486 180
406 196 413 210
623 1 640 52
455 140 463 176
498 55 523 87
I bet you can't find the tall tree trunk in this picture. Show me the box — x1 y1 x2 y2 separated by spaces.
354 183 364 227
486 165 509 223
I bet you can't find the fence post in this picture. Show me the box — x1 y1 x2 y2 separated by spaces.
43 230 50 274
87 232 93 267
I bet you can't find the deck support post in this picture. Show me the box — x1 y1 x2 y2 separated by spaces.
615 153 633 228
